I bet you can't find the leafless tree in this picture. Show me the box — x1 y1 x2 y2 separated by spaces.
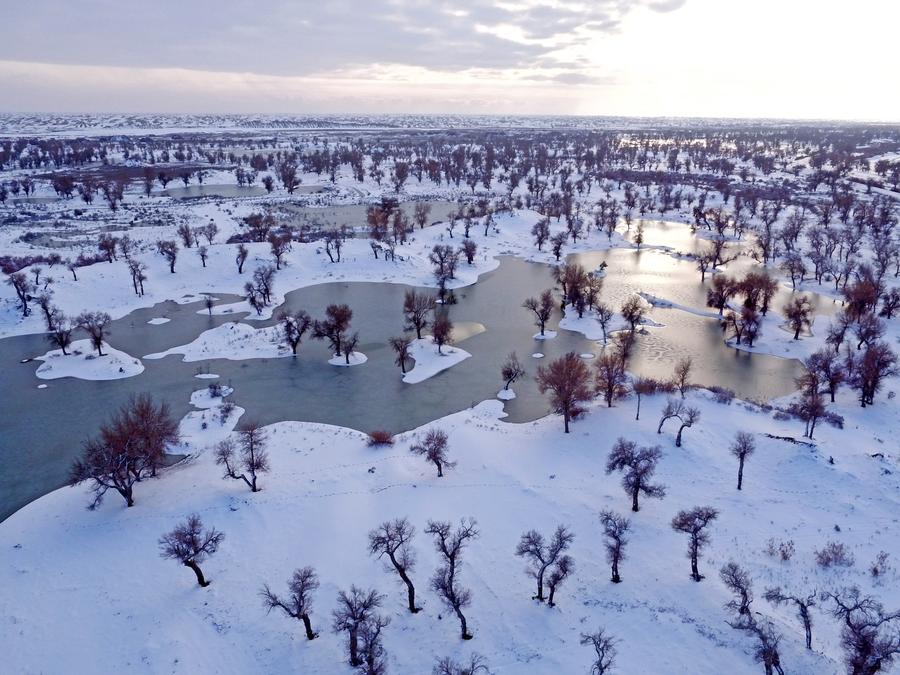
76 311 112 356
433 653 490 675
128 259 147 296
657 397 701 446
672 357 692 398
764 587 816 650
606 438 666 512
278 310 312 355
784 296 812 340
404 290 437 339
546 552 574 607
730 431 755 490
235 243 249 274
523 290 555 337
46 310 74 354
671 506 719 581
358 612 390 675
631 376 669 421
501 352 526 390
599 510 630 583
620 295 646 332
536 352 594 433
515 525 574 602
410 428 455 477
6 272 33 317
580 628 617 675
261 566 320 640
313 304 354 358
851 341 898 407
426 518 479 640
332 585 385 667
215 422 269 491
268 232 291 269
158 514 224 587
432 314 454 354
595 302 614 343
157 240 179 273
720 562 753 615
595 351 628 407
414 202 432 230
390 335 413 373
823 587 900 675
368 517 420 613
176 223 195 248
460 239 478 264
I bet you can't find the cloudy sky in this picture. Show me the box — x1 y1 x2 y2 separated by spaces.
1 0 897 121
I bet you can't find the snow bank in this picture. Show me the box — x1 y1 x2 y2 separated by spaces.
33 340 144 380
144 322 289 362
402 337 471 383
328 351 368 367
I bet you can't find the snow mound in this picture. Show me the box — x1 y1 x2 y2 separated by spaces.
329 351 368 367
402 337 471 383
33 340 144 380
145 322 288 362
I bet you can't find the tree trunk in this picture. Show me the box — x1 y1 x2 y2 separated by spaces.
117 486 134 507
635 395 641 421
801 606 812 649
737 458 744 490
563 411 570 434
675 425 685 447
611 556 621 583
349 629 360 666
186 560 209 587
547 585 557 607
301 614 316 640
631 488 639 512
690 547 700 581
455 607 472 640
436 461 443 478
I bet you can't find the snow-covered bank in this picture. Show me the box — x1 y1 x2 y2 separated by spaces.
3 376 898 674
33 339 144 380
144 322 289 362
402 337 471 383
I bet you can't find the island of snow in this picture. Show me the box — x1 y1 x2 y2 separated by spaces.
402 337 471 383
144 322 289 362
33 340 144 380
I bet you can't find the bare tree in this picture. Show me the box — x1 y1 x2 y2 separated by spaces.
410 428 455 477
368 517 420 613
313 304 354 359
605 438 666 512
501 352 526 390
390 335 413 373
595 302 614 343
595 351 628 407
671 506 719 581
631 376 667 421
332 586 385 667
432 313 454 354
546 553 574 607
278 310 312 355
426 518 479 640
580 628 617 675
514 525 575 602
156 240 179 273
536 352 594 433
523 290 555 337
235 243 249 274
657 397 701 446
764 587 816 650
784 296 812 340
261 567 320 640
672 357 692 398
460 239 478 265
158 514 224 587
215 422 269 492
46 310 74 355
404 290 437 339
730 431 755 490
6 272 33 317
268 232 291 269
433 653 490 675
599 510 630 583
620 295 646 332
720 562 753 615
76 311 112 356
358 612 390 675
823 587 900 675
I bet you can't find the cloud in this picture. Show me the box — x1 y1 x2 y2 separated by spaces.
1 1 685 78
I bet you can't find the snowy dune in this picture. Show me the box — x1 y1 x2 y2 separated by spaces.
33 339 144 380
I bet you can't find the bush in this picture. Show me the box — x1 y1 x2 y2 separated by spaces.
219 400 235 425
763 538 795 562
207 382 224 398
367 430 394 447
815 541 855 569
870 551 891 579
706 385 735 405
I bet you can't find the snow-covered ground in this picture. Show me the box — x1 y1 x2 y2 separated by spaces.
145 323 289 362
33 339 144 380
2 375 898 674
402 337 471 384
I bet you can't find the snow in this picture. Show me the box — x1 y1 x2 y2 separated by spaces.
190 385 234 409
533 330 557 340
194 373 221 379
148 317 171 325
328 351 368 367
497 387 516 400
33 340 144 380
402 337 472 384
2 379 898 674
532 352 544 358
144 322 290 362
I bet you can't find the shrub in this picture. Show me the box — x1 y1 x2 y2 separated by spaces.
763 538 795 562
870 551 891 579
815 541 855 569
367 430 394 447
707 385 735 405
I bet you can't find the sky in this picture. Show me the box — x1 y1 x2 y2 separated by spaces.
1 0 898 121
